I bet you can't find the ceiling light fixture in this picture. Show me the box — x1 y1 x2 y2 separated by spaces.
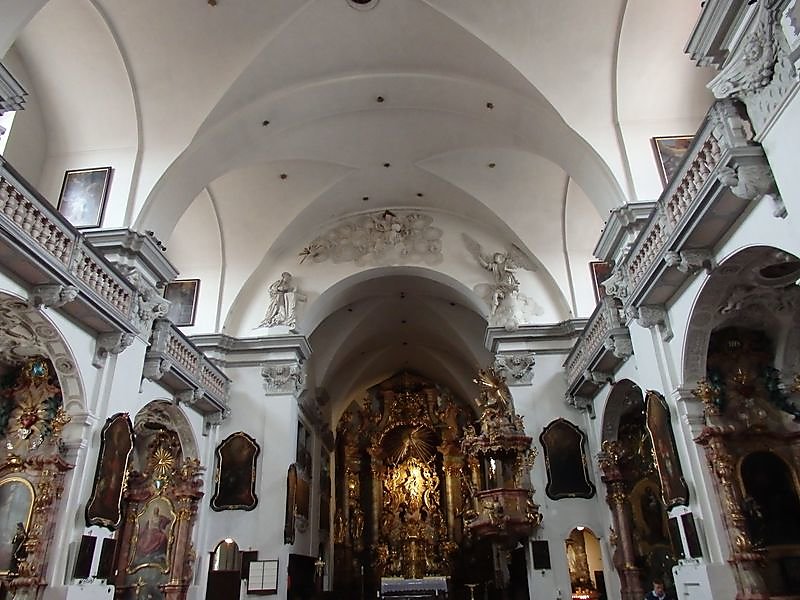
347 0 379 9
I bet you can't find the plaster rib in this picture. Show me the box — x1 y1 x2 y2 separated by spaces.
561 175 578 317
203 185 227 333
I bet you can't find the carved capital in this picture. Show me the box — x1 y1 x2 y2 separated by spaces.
28 284 79 309
203 409 228 433
601 268 629 302
93 332 134 368
493 351 535 385
664 249 715 274
262 360 306 396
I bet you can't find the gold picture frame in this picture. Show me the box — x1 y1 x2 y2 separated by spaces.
127 496 177 574
651 135 693 186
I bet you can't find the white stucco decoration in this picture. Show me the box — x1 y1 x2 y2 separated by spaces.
256 272 305 330
299 210 443 267
462 233 543 330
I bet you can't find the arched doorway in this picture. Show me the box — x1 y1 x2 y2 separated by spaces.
206 539 242 600
564 527 606 600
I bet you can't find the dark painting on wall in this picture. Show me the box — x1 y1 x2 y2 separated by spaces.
85 413 134 530
211 432 260 511
164 279 200 327
589 261 613 303
284 464 297 544
540 418 596 500
645 391 689 508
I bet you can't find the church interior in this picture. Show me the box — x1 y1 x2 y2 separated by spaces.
1 1 800 599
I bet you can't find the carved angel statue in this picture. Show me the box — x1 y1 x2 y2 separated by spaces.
258 272 305 329
462 234 538 329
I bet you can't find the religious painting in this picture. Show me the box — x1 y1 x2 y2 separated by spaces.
164 279 199 327
630 478 669 547
128 496 176 574
589 261 612 303
85 413 134 529
0 477 34 576
651 136 693 186
211 431 260 511
645 391 689 508
284 464 297 544
57 166 112 228
540 419 596 500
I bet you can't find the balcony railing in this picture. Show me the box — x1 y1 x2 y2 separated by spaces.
0 156 136 333
563 296 632 406
564 98 774 405
610 98 773 309
0 156 230 414
145 319 230 415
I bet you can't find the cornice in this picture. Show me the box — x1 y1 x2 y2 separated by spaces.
484 319 586 354
190 333 312 367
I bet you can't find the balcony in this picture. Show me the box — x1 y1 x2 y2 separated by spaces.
144 319 230 416
0 156 137 334
564 98 775 406
607 98 776 310
563 296 632 409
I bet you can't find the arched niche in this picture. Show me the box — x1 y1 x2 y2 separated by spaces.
0 291 86 442
133 399 199 463
600 379 643 443
682 246 800 386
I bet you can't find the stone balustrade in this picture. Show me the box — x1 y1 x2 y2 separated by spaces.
607 98 774 310
145 319 230 415
563 296 632 409
564 98 776 408
0 157 136 331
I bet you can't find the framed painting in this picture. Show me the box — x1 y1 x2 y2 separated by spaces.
211 431 260 511
645 390 689 508
164 279 200 327
128 496 176 574
57 166 112 228
284 464 297 544
651 136 693 185
589 261 612 303
540 419 596 500
0 477 34 576
85 413 134 530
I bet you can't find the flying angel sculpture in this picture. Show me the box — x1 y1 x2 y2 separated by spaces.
462 233 537 322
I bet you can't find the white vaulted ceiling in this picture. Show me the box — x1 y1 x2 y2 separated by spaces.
2 0 714 402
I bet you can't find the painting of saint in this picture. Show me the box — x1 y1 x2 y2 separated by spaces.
86 413 134 529
56 167 112 228
129 497 175 573
211 432 260 511
0 478 33 575
540 419 596 500
651 136 693 185
646 391 689 508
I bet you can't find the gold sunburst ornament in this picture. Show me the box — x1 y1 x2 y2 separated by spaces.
151 447 175 488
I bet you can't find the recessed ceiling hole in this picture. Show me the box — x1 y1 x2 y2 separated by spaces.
488 162 496 169
416 193 424 198
486 102 494 110
262 120 270 127
376 96 385 103
279 173 288 180
362 196 370 202
383 162 391 168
